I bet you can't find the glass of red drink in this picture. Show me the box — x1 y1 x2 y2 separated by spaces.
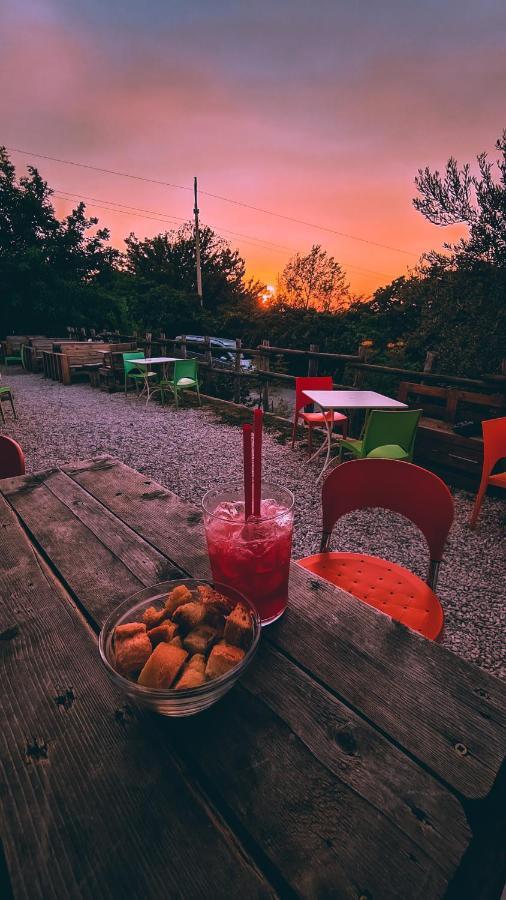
202 483 294 626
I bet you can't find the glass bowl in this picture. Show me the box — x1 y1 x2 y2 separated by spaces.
98 579 261 717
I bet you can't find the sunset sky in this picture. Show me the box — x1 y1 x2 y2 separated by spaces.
2 0 505 296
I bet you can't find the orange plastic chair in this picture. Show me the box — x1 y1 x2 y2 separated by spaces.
469 417 506 527
298 458 454 640
0 435 25 478
291 376 348 453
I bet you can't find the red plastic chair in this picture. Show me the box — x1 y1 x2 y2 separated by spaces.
291 376 348 452
298 458 454 640
469 416 506 527
0 435 25 478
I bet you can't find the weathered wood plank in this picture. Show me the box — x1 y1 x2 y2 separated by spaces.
62 456 506 802
1 465 474 895
243 643 469 875
0 494 272 900
168 687 449 899
0 470 180 626
33 468 181 587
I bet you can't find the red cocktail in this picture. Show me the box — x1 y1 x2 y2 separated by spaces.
202 484 294 625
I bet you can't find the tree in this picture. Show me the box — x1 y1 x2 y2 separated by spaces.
413 129 506 266
124 223 253 312
277 244 350 311
0 148 120 334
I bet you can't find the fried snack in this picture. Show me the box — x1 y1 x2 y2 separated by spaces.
115 622 146 640
138 642 188 688
224 604 252 649
198 584 234 616
143 605 167 629
114 623 152 677
205 641 245 680
165 584 192 614
148 620 179 646
169 635 183 648
183 624 221 656
172 601 206 632
175 654 206 690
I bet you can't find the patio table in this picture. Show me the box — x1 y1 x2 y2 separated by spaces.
128 357 179 402
303 389 408 480
0 456 504 899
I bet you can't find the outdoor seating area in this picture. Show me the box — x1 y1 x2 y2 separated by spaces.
42 340 138 385
1 364 504 667
1 357 504 899
0 379 505 897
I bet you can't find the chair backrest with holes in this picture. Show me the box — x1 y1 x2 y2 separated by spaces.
321 458 454 564
482 417 506 477
0 435 25 478
295 376 333 417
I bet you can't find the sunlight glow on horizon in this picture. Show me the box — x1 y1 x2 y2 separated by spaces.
3 0 503 295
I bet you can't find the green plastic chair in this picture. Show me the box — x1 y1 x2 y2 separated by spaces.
339 408 422 462
122 351 157 397
160 359 201 408
4 352 22 366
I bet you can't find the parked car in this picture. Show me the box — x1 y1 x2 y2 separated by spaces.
175 335 254 370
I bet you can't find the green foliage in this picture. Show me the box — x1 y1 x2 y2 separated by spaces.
1 146 505 379
0 147 120 335
124 224 256 313
413 129 506 266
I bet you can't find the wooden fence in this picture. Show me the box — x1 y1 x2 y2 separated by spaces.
79 329 504 413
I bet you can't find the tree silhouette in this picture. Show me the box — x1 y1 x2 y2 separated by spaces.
413 129 506 266
277 244 349 311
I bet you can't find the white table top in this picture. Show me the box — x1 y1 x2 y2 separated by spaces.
303 389 407 409
133 357 179 365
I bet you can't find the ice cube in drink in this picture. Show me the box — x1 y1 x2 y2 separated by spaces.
204 495 293 625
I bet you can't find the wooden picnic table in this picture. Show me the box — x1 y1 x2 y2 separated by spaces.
0 456 504 900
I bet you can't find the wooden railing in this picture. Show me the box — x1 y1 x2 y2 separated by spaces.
52 327 505 409
17 327 504 417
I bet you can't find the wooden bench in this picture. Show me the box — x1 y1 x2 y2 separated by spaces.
398 382 506 483
22 337 54 372
43 342 137 385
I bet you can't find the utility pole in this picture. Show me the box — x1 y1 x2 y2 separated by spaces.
194 176 203 306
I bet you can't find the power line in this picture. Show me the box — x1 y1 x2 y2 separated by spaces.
6 145 419 258
53 190 391 277
54 189 291 251
52 193 298 257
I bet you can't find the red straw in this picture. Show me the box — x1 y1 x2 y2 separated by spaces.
243 424 253 520
253 408 263 517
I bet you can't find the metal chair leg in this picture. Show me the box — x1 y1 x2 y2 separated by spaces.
10 394 16 419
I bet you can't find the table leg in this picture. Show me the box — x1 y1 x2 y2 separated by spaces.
316 406 336 482
305 406 336 480
137 368 152 403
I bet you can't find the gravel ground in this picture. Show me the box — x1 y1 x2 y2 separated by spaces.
3 369 505 678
